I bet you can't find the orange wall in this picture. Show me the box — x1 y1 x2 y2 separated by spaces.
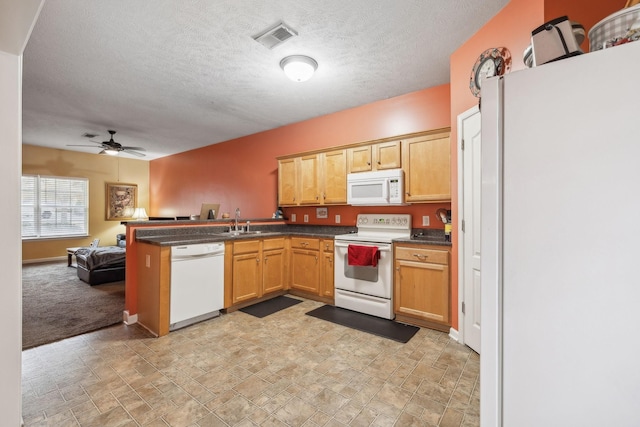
149 84 451 223
449 0 621 330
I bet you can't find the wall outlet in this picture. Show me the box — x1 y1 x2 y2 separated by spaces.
291 213 296 222
145 254 151 268
335 214 341 224
304 214 309 223
422 215 430 226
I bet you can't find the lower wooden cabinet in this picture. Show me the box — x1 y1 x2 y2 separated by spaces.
262 239 287 294
320 239 334 298
290 237 320 294
394 244 450 331
231 238 287 305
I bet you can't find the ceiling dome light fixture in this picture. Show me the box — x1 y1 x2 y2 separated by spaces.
280 55 318 82
104 148 119 156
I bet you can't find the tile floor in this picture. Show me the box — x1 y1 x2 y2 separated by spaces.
22 298 479 427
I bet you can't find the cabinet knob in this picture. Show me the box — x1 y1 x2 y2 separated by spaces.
406 192 411 196
256 258 260 263
377 161 381 165
367 162 371 165
264 257 268 262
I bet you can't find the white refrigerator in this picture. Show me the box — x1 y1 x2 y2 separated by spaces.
481 41 640 426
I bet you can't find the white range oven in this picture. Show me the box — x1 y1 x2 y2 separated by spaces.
334 214 412 319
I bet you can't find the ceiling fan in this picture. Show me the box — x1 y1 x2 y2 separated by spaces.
67 130 146 157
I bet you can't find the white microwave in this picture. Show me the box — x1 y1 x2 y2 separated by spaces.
347 169 406 206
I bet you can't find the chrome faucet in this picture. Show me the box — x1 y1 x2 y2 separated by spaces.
235 208 241 231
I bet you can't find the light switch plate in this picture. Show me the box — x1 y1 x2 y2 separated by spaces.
422 215 430 226
291 213 296 222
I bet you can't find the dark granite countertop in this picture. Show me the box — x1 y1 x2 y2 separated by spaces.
134 224 452 247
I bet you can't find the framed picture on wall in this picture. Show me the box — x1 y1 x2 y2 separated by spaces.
106 182 137 220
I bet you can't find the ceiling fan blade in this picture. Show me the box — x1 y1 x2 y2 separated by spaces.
121 146 146 151
67 144 105 147
98 150 107 155
123 150 146 157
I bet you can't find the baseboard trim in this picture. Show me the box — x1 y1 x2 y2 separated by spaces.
449 327 459 342
123 311 138 325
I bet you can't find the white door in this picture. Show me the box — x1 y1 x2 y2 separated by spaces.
459 106 481 353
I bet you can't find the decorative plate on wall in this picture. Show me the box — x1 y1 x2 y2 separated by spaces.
469 47 512 97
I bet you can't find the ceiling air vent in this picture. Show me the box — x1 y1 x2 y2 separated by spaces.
253 22 298 49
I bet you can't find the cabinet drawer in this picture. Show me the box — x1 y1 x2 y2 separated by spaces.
233 240 260 254
291 237 320 250
263 237 285 251
321 239 334 252
395 247 448 265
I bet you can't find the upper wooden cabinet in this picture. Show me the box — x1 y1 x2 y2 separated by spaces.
299 154 321 205
321 149 347 204
347 140 401 173
278 158 298 206
278 150 347 206
402 131 451 203
277 128 450 206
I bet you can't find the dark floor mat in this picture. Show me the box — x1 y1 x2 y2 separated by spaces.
305 305 419 343
239 295 303 318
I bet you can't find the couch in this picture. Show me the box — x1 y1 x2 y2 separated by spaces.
75 246 126 285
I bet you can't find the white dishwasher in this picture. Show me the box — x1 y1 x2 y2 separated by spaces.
170 242 224 331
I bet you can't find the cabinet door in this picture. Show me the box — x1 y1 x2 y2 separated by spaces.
290 249 320 293
320 240 334 297
299 154 320 205
263 248 286 294
347 145 372 172
232 252 262 304
374 140 401 170
402 132 451 202
321 149 347 204
278 158 298 206
394 259 449 324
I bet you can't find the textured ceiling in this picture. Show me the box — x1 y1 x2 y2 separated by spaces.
22 0 509 160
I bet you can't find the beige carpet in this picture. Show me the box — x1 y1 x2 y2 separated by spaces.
22 262 124 349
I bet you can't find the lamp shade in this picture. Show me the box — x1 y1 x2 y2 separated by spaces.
280 55 318 82
132 207 148 220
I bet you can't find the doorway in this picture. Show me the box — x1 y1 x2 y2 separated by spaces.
458 105 481 353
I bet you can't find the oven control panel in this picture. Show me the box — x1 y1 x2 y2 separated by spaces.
356 214 411 230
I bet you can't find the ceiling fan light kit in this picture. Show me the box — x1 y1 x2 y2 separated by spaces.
67 129 146 157
280 55 318 82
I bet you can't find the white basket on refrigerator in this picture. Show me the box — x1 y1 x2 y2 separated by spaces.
589 4 640 51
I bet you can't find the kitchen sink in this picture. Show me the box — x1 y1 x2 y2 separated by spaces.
219 230 264 236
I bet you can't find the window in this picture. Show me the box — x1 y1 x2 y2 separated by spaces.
21 175 89 239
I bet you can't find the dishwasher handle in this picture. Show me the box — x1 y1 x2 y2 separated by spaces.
171 243 225 260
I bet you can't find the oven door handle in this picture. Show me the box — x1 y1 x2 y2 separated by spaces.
334 240 392 251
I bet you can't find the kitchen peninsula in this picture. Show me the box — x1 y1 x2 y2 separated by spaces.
125 220 450 337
